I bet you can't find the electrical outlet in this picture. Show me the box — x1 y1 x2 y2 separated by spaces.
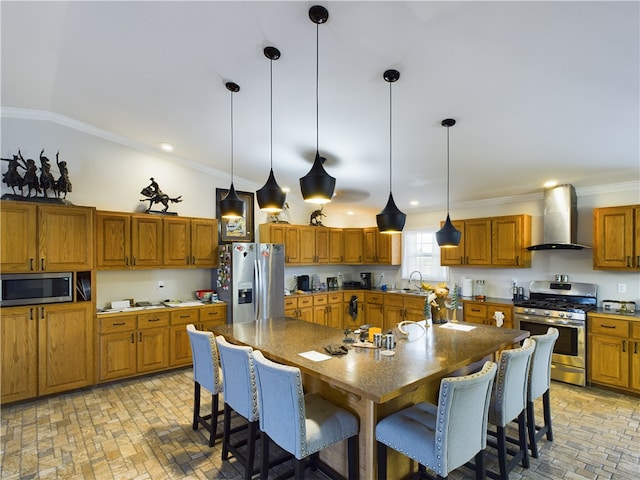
618 283 627 294
380 273 385 278
157 281 165 290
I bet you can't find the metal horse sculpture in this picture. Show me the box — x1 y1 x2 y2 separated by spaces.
310 208 326 226
140 185 182 213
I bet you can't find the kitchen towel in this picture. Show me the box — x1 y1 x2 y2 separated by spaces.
349 295 358 320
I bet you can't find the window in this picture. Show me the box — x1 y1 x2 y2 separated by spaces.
402 229 447 281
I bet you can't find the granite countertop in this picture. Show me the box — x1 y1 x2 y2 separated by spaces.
591 308 640 320
96 301 226 315
213 317 528 403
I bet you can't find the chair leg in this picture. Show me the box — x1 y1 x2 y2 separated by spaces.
260 433 270 480
244 421 258 480
526 400 539 459
222 403 232 460
347 435 359 480
192 382 201 430
208 393 219 448
542 390 553 441
496 426 507 480
474 450 485 480
377 441 388 480
517 410 530 469
294 458 306 480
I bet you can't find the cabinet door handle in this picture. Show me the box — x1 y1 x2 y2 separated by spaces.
125 256 129 266
622 340 627 353
635 341 638 355
132 256 136 266
30 258 34 271
466 256 469 264
131 333 135 343
30 307 34 321
191 256 195 264
139 332 142 342
636 256 639 268
41 258 45 270
40 307 45 319
627 256 631 267
516 255 520 265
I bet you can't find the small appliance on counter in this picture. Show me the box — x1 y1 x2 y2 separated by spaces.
296 275 310 292
327 277 338 290
602 300 636 314
360 272 372 290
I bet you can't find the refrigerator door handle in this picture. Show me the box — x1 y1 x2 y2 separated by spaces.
254 258 261 321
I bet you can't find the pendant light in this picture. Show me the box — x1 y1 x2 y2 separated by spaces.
257 46 286 212
376 69 406 234
299 5 336 204
435 118 461 247
219 81 244 219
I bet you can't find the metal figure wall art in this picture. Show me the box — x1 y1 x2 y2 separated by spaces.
140 177 182 214
309 207 326 226
1 149 73 203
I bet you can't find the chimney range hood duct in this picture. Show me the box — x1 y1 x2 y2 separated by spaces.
527 184 591 251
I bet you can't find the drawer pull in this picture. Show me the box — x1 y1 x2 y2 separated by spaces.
113 322 126 326
471 308 481 313
179 315 190 319
148 318 160 322
600 324 617 329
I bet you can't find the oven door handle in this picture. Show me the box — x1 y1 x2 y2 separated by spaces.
516 314 583 328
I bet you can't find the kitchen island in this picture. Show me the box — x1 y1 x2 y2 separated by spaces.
212 317 528 479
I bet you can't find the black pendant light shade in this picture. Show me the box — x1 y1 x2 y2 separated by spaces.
257 46 287 213
377 68 406 234
377 192 406 233
220 81 244 219
220 182 244 219
300 5 335 204
300 152 336 204
436 118 461 247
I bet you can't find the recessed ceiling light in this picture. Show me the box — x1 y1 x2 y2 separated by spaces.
281 187 290 193
347 211 354 216
410 200 419 206
160 142 174 152
543 180 558 188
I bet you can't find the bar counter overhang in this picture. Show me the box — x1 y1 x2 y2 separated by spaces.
213 317 529 479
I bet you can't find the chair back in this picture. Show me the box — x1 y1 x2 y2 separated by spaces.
528 328 559 401
215 336 259 422
253 350 307 458
187 324 223 394
436 360 497 473
491 338 536 426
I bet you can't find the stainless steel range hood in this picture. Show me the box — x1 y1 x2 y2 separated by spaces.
527 184 591 250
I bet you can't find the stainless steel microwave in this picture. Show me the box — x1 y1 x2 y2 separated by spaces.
0 272 74 307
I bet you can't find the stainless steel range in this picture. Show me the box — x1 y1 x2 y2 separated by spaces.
514 281 597 387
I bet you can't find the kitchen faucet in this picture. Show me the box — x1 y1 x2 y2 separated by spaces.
408 270 423 290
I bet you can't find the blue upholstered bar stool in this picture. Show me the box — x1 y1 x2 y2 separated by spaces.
186 324 223 447
376 361 497 480
252 350 360 480
526 327 559 458
215 336 260 480
486 338 536 479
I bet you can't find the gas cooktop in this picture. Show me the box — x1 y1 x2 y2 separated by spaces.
514 280 598 315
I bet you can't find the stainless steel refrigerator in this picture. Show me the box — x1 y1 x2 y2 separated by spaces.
216 243 285 323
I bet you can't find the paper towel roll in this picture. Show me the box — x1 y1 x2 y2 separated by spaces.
462 278 473 298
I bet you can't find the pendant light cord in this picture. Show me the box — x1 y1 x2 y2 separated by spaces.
446 125 450 213
315 21 319 153
270 57 273 170
230 90 235 182
389 79 393 193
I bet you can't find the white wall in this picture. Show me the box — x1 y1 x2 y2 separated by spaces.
3 112 639 308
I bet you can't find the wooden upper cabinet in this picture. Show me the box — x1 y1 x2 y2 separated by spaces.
376 231 402 265
97 211 162 269
299 226 317 264
1 201 37 272
163 217 218 268
315 227 330 263
491 215 531 267
259 223 300 264
329 229 344 263
441 215 530 268
1 201 94 272
363 227 377 263
343 228 363 263
593 205 640 270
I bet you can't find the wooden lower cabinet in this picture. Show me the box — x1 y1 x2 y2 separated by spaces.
98 304 227 383
284 296 314 322
588 314 640 394
343 291 364 329
365 292 385 329
1 306 38 403
462 300 514 329
382 294 426 331
1 302 94 403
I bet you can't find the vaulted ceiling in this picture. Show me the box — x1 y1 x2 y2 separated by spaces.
2 1 638 216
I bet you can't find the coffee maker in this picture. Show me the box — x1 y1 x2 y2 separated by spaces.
360 272 372 290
